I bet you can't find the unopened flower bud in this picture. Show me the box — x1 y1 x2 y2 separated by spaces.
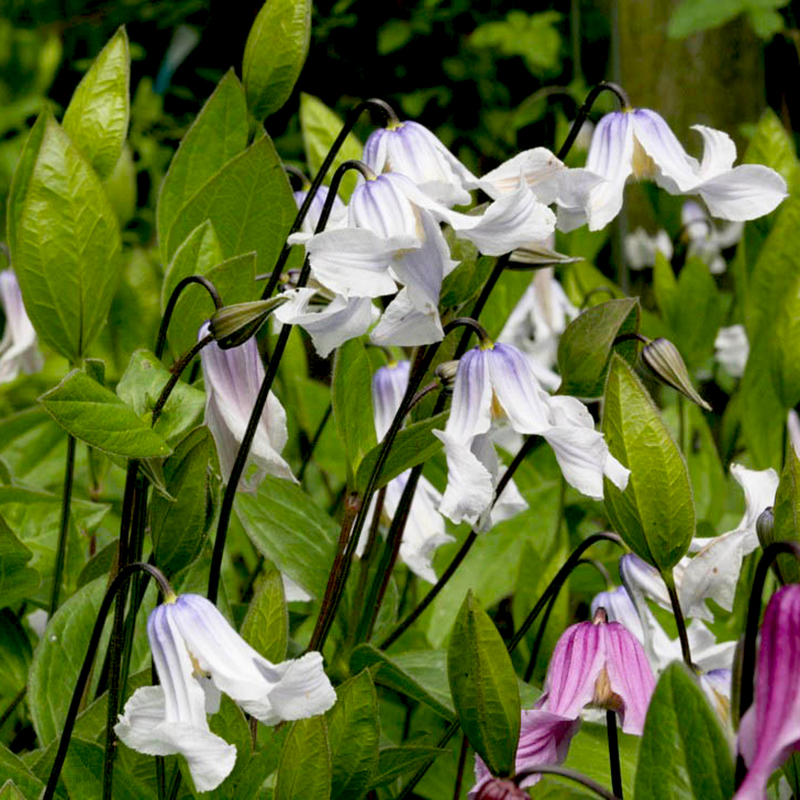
641 337 712 412
435 360 460 393
756 507 775 550
208 297 289 349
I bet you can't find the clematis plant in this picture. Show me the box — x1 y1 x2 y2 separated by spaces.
0 269 44 383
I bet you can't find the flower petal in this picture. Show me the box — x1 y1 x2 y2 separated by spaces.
434 431 495 527
604 622 655 735
698 164 788 222
445 348 493 442
369 288 444 347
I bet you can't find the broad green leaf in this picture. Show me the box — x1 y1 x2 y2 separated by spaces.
372 746 449 788
274 716 331 800
12 116 121 362
244 0 311 119
28 577 107 745
0 746 44 800
116 349 206 447
354 412 446 493
168 251 258 360
62 27 130 180
165 130 295 274
0 781 26 800
150 427 212 578
158 71 248 254
653 251 679 322
771 446 800 584
603 355 695 571
0 608 32 696
0 407 50 454
207 696 252 797
634 662 734 799
447 591 520 776
771 270 800 407
103 144 137 225
557 298 640 398
668 0 745 38
332 339 377 480
160 220 223 312
326 671 379 800
0 513 39 608
351 645 454 719
62 738 150 800
477 269 534 341
299 93 362 201
236 476 337 600
744 106 799 188
240 568 288 664
39 370 171 459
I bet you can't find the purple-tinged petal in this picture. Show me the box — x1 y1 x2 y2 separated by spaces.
371 361 410 441
591 587 644 643
445 348 493 442
630 109 699 192
735 585 800 800
486 343 550 435
603 622 656 735
293 186 347 234
349 174 422 239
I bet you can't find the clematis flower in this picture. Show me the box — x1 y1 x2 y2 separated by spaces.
359 361 454 582
293 184 347 234
470 609 655 798
715 324 749 379
115 593 336 792
681 199 742 275
199 322 295 489
735 585 800 799
364 119 481 207
561 108 788 231
624 227 673 270
0 269 44 383
619 464 778 621
435 341 629 529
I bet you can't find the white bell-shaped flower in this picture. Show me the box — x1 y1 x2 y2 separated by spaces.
0 270 44 383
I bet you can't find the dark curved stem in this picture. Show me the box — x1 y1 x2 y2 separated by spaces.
607 710 623 799
155 276 222 360
395 719 460 800
260 98 398 302
43 563 172 800
206 160 359 604
151 333 214 426
509 532 624 653
735 542 800 787
298 402 333 483
380 437 540 650
453 734 469 800
513 765 619 799
523 587 560 683
664 572 692 668
455 256 509 358
0 686 25 734
557 80 630 161
49 434 76 616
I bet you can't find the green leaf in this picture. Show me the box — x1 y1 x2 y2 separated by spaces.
668 0 745 39
244 0 311 119
235 476 337 600
603 355 695 571
158 71 249 255
354 412 446 493
332 339 377 481
447 591 520 777
165 134 295 275
372 746 448 788
653 251 678 321
39 370 171 459
0 513 40 608
748 7 785 38
771 270 800 407
240 568 288 664
557 298 640 398
208 696 252 797
169 251 258 361
28 577 107 745
150 427 212 578
0 746 44 800
274 716 331 800
744 107 799 189
299 93 363 201
634 662 734 799
350 645 454 719
62 738 150 800
116 349 206 447
12 115 121 362
770 445 800 583
0 780 26 800
326 671 379 800
62 27 130 180
0 608 32 696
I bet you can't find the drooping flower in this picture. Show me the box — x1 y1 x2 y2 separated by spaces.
0 269 44 383
715 324 749 379
470 609 655 797
735 585 800 799
115 593 336 792
435 341 629 529
293 184 348 234
681 199 742 275
359 361 454 582
561 108 788 231
363 119 481 207
199 322 295 489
